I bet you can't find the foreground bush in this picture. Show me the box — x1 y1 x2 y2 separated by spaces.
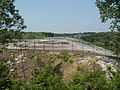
0 57 120 90
0 60 13 90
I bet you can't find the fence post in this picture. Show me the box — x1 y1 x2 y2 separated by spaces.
43 41 44 51
52 42 54 54
19 41 25 79
105 44 106 56
62 43 63 51
12 50 15 60
19 41 21 53
34 41 35 50
93 39 95 56
25 41 27 50
82 40 83 53
72 41 73 52
21 57 25 79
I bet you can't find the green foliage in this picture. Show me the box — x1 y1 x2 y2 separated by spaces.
96 0 120 55
27 66 68 90
20 32 85 39
105 71 120 90
47 59 54 65
41 32 55 37
69 70 107 90
81 32 120 54
96 0 120 31
31 52 37 58
58 51 71 62
21 32 44 39
69 59 74 63
69 67 120 90
0 60 13 90
0 57 120 90
36 57 45 67
77 66 86 72
0 0 26 47
112 32 120 55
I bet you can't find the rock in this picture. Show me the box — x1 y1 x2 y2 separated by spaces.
10 69 14 72
6 61 12 65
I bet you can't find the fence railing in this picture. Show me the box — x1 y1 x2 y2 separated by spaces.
6 40 113 56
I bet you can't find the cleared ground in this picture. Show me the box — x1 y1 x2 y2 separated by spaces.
7 37 113 56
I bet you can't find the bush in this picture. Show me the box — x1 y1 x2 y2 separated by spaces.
28 66 68 90
105 71 120 90
0 60 13 90
69 70 107 90
48 59 54 65
69 59 73 63
58 51 71 62
77 66 85 72
36 57 45 67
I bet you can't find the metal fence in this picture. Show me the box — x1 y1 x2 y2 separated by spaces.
6 39 113 57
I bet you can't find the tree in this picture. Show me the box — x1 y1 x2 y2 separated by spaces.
0 0 26 48
96 0 120 31
96 0 120 55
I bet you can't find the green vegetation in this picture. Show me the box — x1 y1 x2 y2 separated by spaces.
21 32 56 39
70 69 120 90
69 59 74 63
0 0 120 90
57 51 71 62
21 32 82 39
81 32 113 49
0 0 26 48
96 0 120 31
29 67 67 90
0 60 13 90
0 55 120 90
21 32 44 39
96 0 120 55
81 32 120 55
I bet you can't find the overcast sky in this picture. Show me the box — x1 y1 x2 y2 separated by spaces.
15 0 110 33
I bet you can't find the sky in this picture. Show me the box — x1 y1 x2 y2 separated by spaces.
15 0 110 33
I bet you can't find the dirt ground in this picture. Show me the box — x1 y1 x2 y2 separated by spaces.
1 49 106 81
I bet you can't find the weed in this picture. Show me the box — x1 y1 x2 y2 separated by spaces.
69 59 74 63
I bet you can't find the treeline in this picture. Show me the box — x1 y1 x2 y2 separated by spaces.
21 32 44 39
81 32 120 55
81 32 114 50
21 32 96 39
0 30 96 40
21 32 82 39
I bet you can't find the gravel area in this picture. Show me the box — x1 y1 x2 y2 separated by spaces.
7 37 113 56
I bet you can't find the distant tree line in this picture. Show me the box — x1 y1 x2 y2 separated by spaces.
81 32 119 54
20 32 83 39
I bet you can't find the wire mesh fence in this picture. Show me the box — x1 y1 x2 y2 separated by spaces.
0 38 114 79
8 41 75 52
5 39 113 56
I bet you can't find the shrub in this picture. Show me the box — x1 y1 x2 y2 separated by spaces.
58 51 71 62
69 70 107 90
29 66 68 90
0 60 13 90
69 59 73 63
36 56 45 67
